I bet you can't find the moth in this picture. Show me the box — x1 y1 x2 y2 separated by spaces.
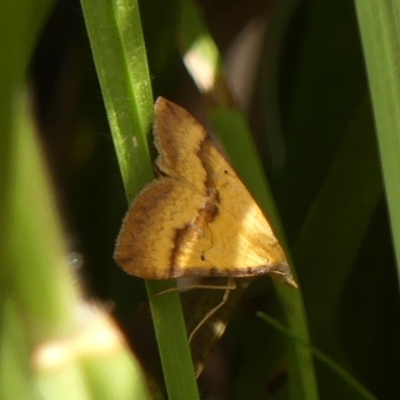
114 97 297 340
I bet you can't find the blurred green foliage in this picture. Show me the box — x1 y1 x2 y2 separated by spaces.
1 0 399 399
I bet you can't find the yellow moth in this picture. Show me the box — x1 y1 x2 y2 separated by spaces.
114 97 297 339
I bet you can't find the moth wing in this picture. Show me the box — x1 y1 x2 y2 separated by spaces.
115 177 203 279
154 98 211 194
154 99 289 274
115 176 284 279
115 98 296 286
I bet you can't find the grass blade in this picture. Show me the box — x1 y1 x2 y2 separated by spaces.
80 0 200 398
355 0 400 286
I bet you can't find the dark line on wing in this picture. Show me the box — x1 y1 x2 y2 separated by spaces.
169 136 221 276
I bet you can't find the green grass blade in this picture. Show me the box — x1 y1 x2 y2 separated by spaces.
293 98 381 342
0 0 54 246
257 312 377 400
355 0 400 287
80 1 200 398
0 1 160 395
4 87 152 400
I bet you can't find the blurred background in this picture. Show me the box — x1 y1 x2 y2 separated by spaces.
6 0 400 398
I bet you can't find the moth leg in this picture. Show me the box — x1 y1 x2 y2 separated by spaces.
188 277 236 342
150 278 235 298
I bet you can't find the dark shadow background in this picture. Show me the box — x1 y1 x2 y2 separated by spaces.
30 1 400 399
